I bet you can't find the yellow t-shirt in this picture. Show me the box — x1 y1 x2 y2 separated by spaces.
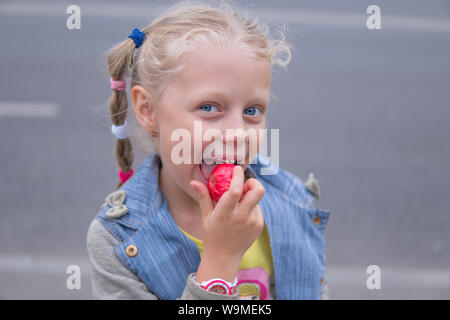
178 223 275 300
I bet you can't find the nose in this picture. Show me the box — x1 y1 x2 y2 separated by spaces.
217 114 248 160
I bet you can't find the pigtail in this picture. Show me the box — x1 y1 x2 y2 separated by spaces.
106 28 148 189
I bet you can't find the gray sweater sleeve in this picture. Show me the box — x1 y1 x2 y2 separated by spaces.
86 218 240 300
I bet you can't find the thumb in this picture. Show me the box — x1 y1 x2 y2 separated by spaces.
190 180 214 220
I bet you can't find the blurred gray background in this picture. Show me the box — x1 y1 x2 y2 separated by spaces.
1 0 449 299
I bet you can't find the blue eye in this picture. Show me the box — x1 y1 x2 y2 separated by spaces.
199 104 218 112
244 107 261 116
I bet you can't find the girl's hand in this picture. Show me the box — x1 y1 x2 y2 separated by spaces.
190 166 265 281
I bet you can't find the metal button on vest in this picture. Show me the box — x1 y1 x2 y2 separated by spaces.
126 245 138 257
313 217 321 226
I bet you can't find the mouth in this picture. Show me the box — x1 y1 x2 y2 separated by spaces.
199 159 239 182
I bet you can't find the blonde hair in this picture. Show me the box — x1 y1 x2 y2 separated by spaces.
105 0 293 189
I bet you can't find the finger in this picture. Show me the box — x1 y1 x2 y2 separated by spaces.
239 176 251 202
190 180 214 220
215 165 244 214
236 178 265 214
241 175 254 196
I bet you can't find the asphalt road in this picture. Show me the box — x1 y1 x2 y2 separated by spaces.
1 0 449 299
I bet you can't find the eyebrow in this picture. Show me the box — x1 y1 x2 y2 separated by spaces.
193 89 270 105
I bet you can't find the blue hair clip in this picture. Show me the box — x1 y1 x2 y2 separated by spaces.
128 28 146 48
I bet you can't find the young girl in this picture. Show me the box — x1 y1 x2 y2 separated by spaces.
87 0 330 300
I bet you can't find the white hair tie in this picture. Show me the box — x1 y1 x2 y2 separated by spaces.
111 120 128 139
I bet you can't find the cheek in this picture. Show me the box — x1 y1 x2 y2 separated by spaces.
157 114 196 164
159 132 195 168
247 121 266 163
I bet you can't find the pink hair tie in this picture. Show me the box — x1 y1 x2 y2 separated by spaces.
119 168 134 183
110 78 127 91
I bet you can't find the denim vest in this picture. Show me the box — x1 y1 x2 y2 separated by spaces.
95 153 330 300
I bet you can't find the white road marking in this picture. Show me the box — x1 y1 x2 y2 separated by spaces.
0 254 90 275
1 2 450 33
0 102 59 119
327 265 450 289
0 253 449 289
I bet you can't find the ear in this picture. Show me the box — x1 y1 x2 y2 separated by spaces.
131 85 157 133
